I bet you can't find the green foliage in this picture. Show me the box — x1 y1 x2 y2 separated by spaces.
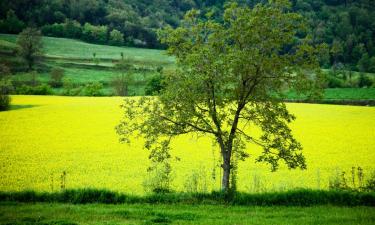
16 28 43 71
83 82 103 96
49 68 65 88
62 79 82 96
0 189 374 206
145 73 165 96
15 84 53 95
111 74 132 96
109 29 124 46
82 23 108 45
0 9 25 34
0 64 12 111
118 0 325 191
358 73 373 88
143 162 174 194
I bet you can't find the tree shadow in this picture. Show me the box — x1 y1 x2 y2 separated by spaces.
8 104 39 111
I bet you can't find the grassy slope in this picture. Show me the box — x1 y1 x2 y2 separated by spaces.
0 34 174 64
1 33 374 99
0 202 374 225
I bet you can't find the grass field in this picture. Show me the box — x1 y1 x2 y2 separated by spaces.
1 34 375 100
0 202 374 225
0 95 374 194
0 34 174 65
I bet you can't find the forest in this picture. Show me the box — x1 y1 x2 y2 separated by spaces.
1 0 375 72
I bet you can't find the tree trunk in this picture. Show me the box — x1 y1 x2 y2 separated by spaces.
221 149 231 192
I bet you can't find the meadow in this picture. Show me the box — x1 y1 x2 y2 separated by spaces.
0 95 374 194
1 34 375 100
0 202 374 225
0 34 174 65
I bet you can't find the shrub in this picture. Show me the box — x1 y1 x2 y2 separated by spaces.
0 10 25 34
145 73 164 95
16 84 53 95
42 23 65 37
358 73 373 88
111 74 131 96
83 82 103 96
64 20 82 39
49 68 65 88
82 23 108 44
109 29 124 46
62 79 82 96
0 94 11 111
143 162 173 194
0 64 12 111
327 74 345 88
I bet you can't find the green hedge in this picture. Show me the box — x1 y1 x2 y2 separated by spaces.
0 189 374 206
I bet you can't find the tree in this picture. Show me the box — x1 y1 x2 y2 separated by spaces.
0 9 25 34
16 28 43 71
0 64 13 111
109 29 124 46
49 68 65 88
112 59 134 96
117 0 326 192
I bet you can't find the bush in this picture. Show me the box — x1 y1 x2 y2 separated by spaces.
49 68 65 88
0 10 25 34
358 73 373 88
0 94 11 111
145 73 165 95
0 64 12 111
83 82 103 96
62 79 82 96
42 23 65 37
16 84 53 95
327 74 345 88
109 29 124 46
64 20 82 39
82 23 108 44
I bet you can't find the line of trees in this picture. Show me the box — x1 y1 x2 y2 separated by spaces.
1 0 374 72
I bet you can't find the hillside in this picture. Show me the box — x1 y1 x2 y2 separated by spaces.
1 34 375 100
1 0 374 73
0 34 174 96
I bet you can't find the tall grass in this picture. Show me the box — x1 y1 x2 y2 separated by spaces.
0 189 374 206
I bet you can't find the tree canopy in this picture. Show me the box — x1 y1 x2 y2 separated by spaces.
117 0 326 192
1 0 374 71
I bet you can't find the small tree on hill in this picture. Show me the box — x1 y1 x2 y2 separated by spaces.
16 27 43 71
0 64 13 111
109 29 124 46
49 68 65 88
117 0 326 192
112 59 134 96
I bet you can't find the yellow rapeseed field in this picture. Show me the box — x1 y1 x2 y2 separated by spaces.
0 95 374 194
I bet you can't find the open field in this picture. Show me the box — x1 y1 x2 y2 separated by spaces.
0 202 374 225
0 96 374 194
0 34 174 65
1 34 375 100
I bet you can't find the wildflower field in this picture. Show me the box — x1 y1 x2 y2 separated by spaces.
0 95 374 194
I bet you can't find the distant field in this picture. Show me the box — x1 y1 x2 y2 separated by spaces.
287 88 375 100
0 34 174 65
0 96 374 194
1 34 375 100
1 203 374 225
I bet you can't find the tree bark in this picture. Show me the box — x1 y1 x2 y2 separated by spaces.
221 148 231 192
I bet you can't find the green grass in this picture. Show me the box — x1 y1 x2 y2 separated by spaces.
0 202 374 225
286 88 375 101
324 88 375 100
1 33 375 101
0 34 174 65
